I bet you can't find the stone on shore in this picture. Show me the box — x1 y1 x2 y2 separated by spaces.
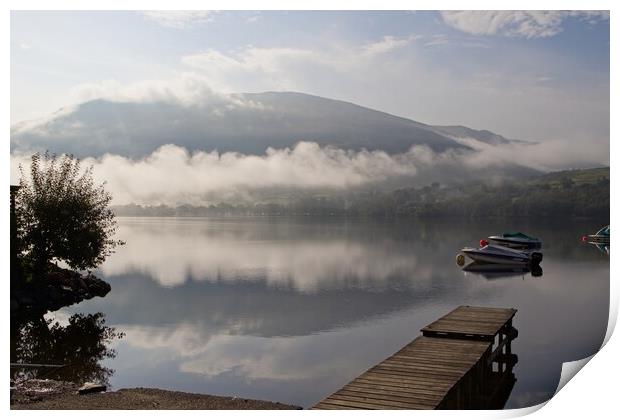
78 382 107 395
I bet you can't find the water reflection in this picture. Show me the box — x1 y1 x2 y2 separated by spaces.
51 217 608 409
99 218 434 291
10 313 124 387
584 242 610 256
462 263 543 280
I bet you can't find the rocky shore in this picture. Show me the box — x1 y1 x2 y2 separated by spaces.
11 264 111 319
11 380 300 410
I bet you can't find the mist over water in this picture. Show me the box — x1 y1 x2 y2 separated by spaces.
10 138 606 206
49 216 609 408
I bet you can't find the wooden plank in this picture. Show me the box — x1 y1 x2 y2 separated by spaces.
384 352 478 365
394 350 483 362
406 338 491 349
369 366 463 379
347 380 449 396
357 373 456 388
322 394 435 409
319 397 413 410
342 385 445 403
424 321 504 332
313 402 360 410
335 389 441 406
313 305 516 410
377 361 468 375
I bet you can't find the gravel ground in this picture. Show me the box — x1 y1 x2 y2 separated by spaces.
11 380 300 410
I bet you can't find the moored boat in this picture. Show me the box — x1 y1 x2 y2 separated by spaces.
487 232 542 250
461 244 543 265
583 225 610 244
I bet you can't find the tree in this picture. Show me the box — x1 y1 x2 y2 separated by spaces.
16 152 123 277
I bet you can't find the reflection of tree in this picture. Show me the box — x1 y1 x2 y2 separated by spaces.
11 313 124 387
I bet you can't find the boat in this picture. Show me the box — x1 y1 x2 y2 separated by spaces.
583 225 610 245
461 244 543 265
487 232 542 250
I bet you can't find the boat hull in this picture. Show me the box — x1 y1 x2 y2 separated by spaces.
586 235 610 245
463 249 530 265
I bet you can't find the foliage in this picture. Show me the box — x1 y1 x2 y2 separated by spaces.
16 152 124 274
10 312 124 386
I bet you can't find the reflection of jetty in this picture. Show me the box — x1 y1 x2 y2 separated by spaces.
313 305 518 410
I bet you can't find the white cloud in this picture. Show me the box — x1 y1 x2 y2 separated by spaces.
440 11 609 38
179 33 420 93
361 34 420 56
246 13 261 23
10 142 420 205
11 135 607 210
68 73 251 108
140 11 218 29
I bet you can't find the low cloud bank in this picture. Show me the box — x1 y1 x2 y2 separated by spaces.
10 139 607 206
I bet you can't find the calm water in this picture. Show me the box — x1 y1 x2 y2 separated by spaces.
25 217 609 408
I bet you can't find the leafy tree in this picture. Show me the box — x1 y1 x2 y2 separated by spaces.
16 152 124 277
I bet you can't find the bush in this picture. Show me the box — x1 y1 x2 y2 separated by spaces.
16 152 123 276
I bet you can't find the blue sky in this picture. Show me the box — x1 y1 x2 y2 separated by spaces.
11 10 610 148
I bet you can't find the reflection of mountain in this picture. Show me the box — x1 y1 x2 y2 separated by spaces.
100 218 436 289
11 92 526 158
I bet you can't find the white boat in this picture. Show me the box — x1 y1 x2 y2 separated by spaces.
487 232 542 250
461 244 543 265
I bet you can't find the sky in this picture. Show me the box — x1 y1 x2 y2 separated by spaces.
11 10 610 146
8 9 612 204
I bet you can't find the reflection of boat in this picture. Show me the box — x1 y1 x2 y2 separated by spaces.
586 242 610 255
583 225 610 245
461 244 543 265
462 262 542 279
487 232 542 250
595 244 610 255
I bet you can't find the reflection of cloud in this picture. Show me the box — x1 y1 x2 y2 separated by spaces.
117 323 217 357
509 390 553 408
117 323 389 382
177 335 349 380
100 219 426 290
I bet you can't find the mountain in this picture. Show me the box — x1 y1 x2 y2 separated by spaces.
431 125 513 145
10 92 524 158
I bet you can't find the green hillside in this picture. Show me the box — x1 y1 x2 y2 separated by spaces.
531 167 609 187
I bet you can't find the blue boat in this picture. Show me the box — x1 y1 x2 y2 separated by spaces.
487 232 542 250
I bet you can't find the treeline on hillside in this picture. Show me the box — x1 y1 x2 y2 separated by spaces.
113 173 609 219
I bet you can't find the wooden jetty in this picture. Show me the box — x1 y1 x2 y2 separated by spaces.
313 305 518 410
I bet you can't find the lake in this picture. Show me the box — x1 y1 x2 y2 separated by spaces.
21 216 609 409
